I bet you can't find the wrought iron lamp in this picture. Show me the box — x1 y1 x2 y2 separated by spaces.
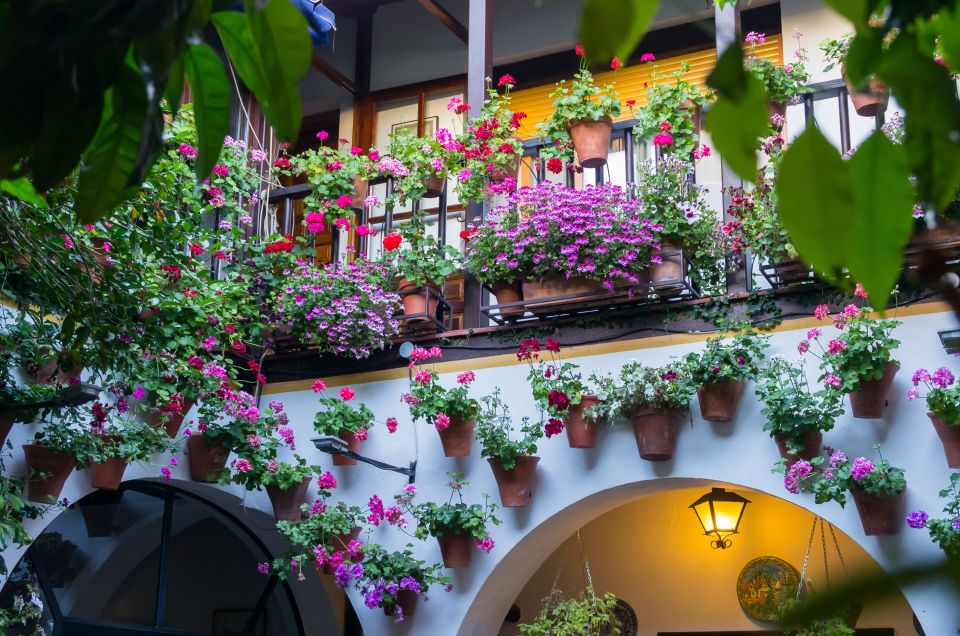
312 436 416 483
689 487 750 549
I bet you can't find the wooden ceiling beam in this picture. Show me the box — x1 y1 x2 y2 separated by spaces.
416 0 468 43
311 51 356 95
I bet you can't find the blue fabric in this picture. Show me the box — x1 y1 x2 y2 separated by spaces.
291 0 336 45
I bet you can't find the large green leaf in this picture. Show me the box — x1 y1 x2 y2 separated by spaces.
183 42 231 181
162 56 185 111
705 45 768 183
243 0 311 142
0 177 46 208
211 11 268 98
577 0 659 65
821 0 873 26
76 61 148 222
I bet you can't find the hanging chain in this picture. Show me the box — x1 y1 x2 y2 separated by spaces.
797 516 819 599
575 529 595 598
827 522 850 577
820 517 830 587
548 538 571 598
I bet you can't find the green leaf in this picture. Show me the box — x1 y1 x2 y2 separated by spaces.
843 28 882 85
0 177 46 208
577 0 659 65
162 56 185 112
705 46 768 183
243 0 311 142
937 3 960 72
183 42 231 182
77 61 149 222
211 11 268 98
821 0 871 26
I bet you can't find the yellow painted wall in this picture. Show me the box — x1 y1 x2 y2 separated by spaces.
509 35 784 139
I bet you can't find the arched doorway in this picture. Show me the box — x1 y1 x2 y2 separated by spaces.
3 481 311 635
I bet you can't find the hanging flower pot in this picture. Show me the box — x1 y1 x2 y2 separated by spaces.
650 240 686 296
928 412 960 468
333 431 362 466
149 399 194 438
187 435 230 482
28 349 83 385
490 280 524 317
266 477 312 522
423 175 446 198
842 70 889 117
78 489 124 538
850 488 905 536
772 431 823 462
567 116 613 168
565 394 601 449
383 589 418 618
437 415 475 457
437 532 474 569
23 443 76 503
697 379 746 422
398 278 440 321
87 436 127 491
847 363 899 419
351 176 369 210
0 411 15 446
630 407 683 461
488 456 540 507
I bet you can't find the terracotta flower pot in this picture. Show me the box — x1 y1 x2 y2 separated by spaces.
23 443 76 503
490 280 524 317
929 412 960 468
567 116 613 168
187 435 230 482
266 477 312 522
848 363 899 419
332 431 362 466
650 240 687 297
398 278 440 321
351 176 369 210
28 350 83 385
488 456 539 507
0 411 15 446
436 416 475 457
383 589 418 618
437 532 474 569
422 175 445 198
630 407 683 461
78 490 124 538
768 100 787 123
565 394 601 449
772 431 823 462
322 526 363 574
522 275 604 306
697 379 746 422
149 399 194 438
843 70 890 117
87 456 127 491
851 488 905 536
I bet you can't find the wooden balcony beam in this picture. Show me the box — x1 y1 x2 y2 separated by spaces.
311 51 356 95
417 0 468 43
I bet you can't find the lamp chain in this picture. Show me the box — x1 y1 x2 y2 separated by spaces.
548 539 571 598
827 522 850 577
820 517 830 587
797 516 819 599
575 529 595 598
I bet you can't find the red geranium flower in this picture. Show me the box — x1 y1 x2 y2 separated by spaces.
383 232 403 251
546 157 563 174
498 74 516 87
610 56 620 70
575 44 585 56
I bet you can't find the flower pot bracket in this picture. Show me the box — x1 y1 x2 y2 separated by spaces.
393 285 452 335
0 382 101 410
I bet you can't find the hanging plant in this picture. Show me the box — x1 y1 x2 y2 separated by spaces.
518 586 622 635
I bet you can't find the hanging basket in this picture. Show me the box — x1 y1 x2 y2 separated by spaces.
697 379 746 422
436 415 475 457
847 363 898 419
567 116 613 168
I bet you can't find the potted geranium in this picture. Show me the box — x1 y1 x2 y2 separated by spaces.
0 380 58 444
518 587 622 635
907 473 960 560
384 128 448 202
775 598 856 636
908 366 960 467
449 75 525 203
820 33 890 117
630 57 707 159
313 381 376 466
684 332 768 422
22 411 92 503
404 346 481 456
778 445 906 535
537 48 621 168
402 475 500 569
467 183 660 303
228 453 317 522
383 213 461 320
278 134 375 221
85 411 173 490
517 337 600 448
462 205 524 315
0 449 44 575
477 389 543 507
6 319 84 385
595 361 694 461
273 259 400 359
743 31 811 119
754 357 844 461
633 156 722 296
354 544 451 620
800 302 900 419
725 180 800 277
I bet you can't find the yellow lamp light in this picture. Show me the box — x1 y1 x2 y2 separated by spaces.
689 487 750 549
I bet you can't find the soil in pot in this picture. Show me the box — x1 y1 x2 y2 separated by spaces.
488 456 540 507
383 589 418 618
266 477 312 522
333 432 362 466
851 488 906 536
437 416 475 457
437 532 474 568
929 412 960 468
187 435 230 482
565 394 601 449
398 279 440 321
490 280 524 318
772 431 823 462
87 456 127 491
847 363 899 419
697 379 746 422
567 116 613 168
24 443 76 503
630 407 683 461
